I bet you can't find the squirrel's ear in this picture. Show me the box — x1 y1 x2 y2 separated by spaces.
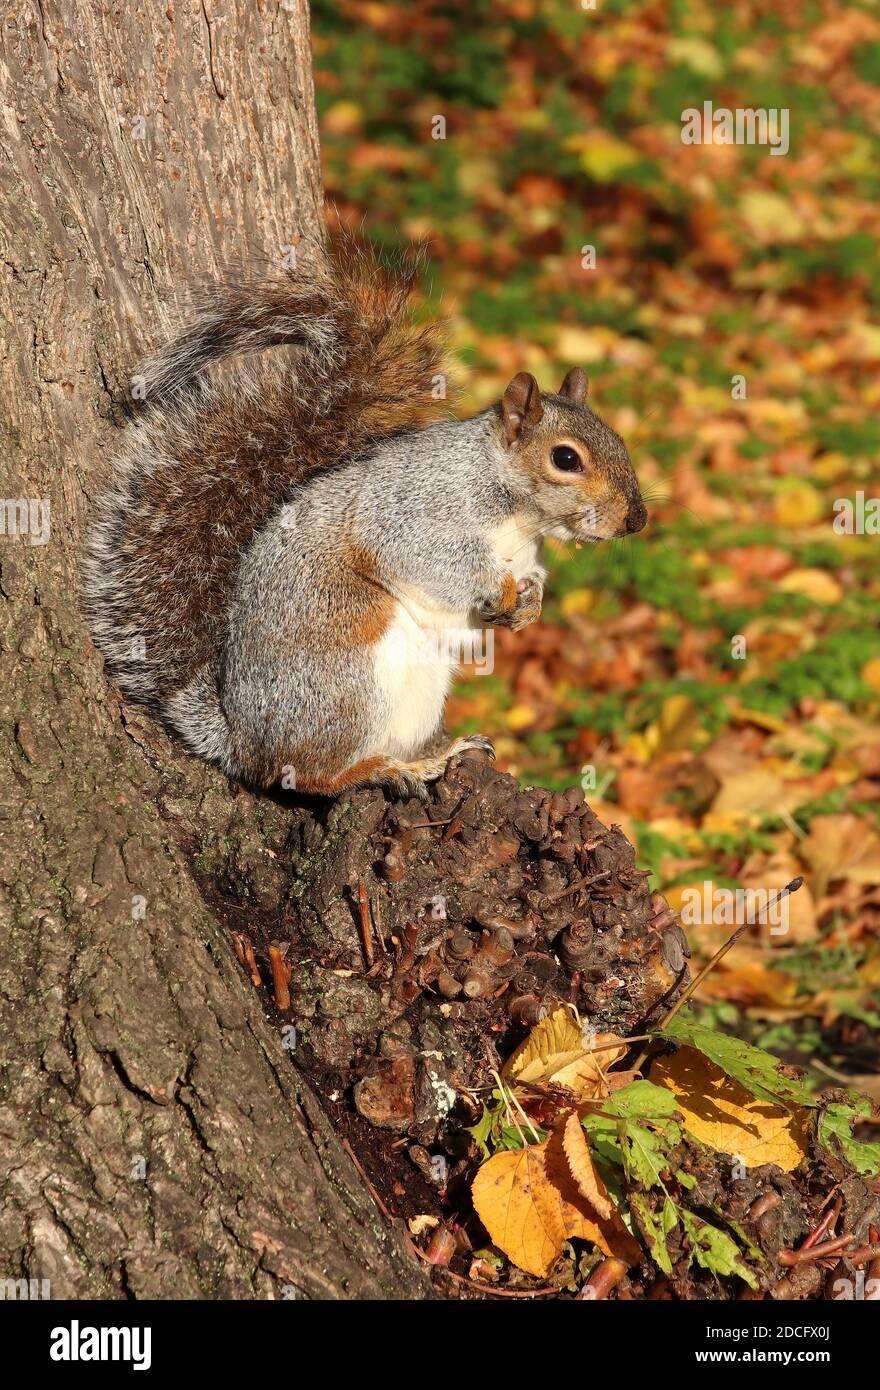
558 367 589 405
500 372 544 446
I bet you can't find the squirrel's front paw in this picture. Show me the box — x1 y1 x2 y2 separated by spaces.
477 570 544 631
477 570 520 628
507 575 543 631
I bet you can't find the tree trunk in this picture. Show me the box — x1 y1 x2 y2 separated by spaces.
0 1 686 1301
0 0 431 1300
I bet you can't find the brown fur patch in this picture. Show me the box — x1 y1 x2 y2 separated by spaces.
499 570 518 614
300 757 395 795
337 544 396 645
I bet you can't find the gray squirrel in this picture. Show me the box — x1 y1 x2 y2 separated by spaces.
82 234 646 797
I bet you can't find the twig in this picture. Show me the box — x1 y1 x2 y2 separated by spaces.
268 943 291 1011
846 1243 880 1266
778 1233 855 1267
543 869 612 904
243 940 262 988
356 879 375 969
340 1136 392 1221
802 1197 841 1250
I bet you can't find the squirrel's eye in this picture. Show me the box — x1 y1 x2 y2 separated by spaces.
551 445 583 473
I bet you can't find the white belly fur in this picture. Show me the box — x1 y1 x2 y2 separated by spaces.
372 599 460 758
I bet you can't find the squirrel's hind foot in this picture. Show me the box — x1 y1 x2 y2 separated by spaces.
374 735 496 800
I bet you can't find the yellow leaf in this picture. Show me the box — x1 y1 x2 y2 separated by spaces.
726 700 788 733
739 191 805 243
628 695 701 762
710 766 785 819
471 1133 641 1277
503 1005 583 1083
668 37 724 77
850 323 880 361
561 1112 614 1219
773 483 825 527
503 1005 626 1100
812 452 849 482
505 704 537 732
560 588 595 618
778 568 843 604
457 157 499 198
652 1047 810 1172
862 658 880 693
322 101 362 136
701 811 752 836
564 133 641 182
471 1143 565 1278
554 325 611 363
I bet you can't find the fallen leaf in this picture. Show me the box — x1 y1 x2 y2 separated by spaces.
471 1132 640 1278
740 851 818 943
862 658 880 693
505 703 537 731
628 695 701 762
710 766 784 818
503 1005 627 1100
778 568 843 604
652 1046 810 1171
408 1214 439 1237
772 483 825 527
801 814 880 897
561 1111 614 1219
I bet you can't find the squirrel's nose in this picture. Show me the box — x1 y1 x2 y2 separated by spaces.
626 497 648 534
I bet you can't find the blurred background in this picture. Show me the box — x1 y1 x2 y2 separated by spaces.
311 0 880 1087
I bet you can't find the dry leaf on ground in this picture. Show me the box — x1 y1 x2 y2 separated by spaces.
800 814 880 897
652 1046 809 1172
561 1111 614 1219
503 1004 626 1100
471 1129 641 1277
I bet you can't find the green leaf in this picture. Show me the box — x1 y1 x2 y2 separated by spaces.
598 1079 681 1119
819 1097 880 1177
466 1104 494 1160
658 1015 816 1110
680 1211 759 1289
583 1081 681 1189
631 1193 678 1276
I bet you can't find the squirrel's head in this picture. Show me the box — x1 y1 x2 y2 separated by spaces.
496 369 647 543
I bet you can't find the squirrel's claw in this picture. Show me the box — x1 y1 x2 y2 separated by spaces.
451 734 496 761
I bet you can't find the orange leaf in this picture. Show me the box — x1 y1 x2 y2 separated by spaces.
472 1132 640 1278
560 1112 614 1219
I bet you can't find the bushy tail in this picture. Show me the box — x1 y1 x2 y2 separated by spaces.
84 230 450 711
138 231 448 436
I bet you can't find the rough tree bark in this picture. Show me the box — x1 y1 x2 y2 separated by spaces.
0 0 432 1300
0 1 685 1301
